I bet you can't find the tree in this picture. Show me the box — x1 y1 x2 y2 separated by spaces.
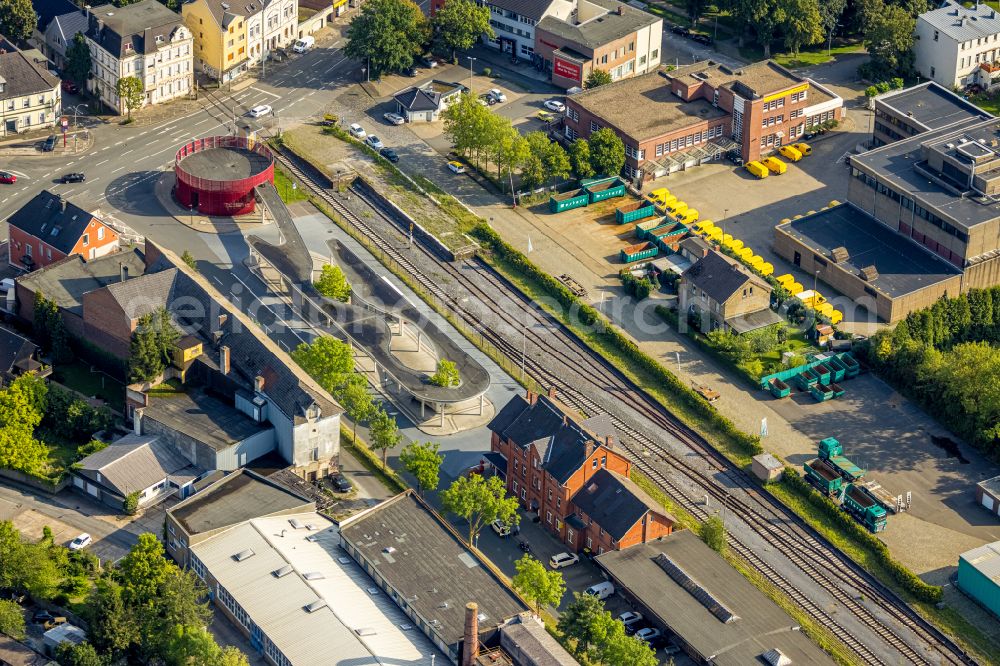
749 0 785 58
0 521 27 590
123 491 140 515
65 33 93 88
685 0 708 26
33 292 60 351
701 514 727 552
544 142 571 187
0 0 37 41
441 474 519 545
291 336 355 394
129 316 164 382
162 625 224 666
570 139 595 179
116 533 170 608
180 250 197 271
602 631 658 666
557 593 617 660
56 642 105 666
432 0 493 60
818 0 848 53
512 554 566 614
399 441 443 494
115 76 144 121
780 0 822 54
429 359 460 387
587 128 625 177
159 569 213 633
584 69 613 89
344 0 429 78
340 381 375 444
368 405 401 467
219 647 251 666
314 264 352 302
860 0 915 76
0 599 25 639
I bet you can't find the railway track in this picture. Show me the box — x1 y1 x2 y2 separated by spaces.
271 149 974 666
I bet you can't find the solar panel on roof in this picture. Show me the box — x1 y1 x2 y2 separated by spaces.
653 553 739 624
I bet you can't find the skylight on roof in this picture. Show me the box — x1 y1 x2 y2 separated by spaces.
304 599 327 613
302 571 325 580
289 518 305 529
233 548 255 562
272 565 293 578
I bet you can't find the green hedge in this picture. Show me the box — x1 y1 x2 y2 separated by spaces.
470 222 763 458
654 305 761 388
781 469 943 604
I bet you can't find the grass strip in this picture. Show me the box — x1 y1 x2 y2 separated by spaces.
339 424 406 494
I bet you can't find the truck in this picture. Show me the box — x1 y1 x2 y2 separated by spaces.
804 458 842 496
841 484 887 533
818 437 865 482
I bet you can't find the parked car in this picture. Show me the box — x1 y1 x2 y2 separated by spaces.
536 110 555 122
0 171 16 184
671 25 688 35
617 611 644 634
32 610 54 624
43 617 67 631
663 643 682 656
584 581 615 600
42 135 56 152
383 112 405 125
692 33 713 45
727 149 744 166
548 552 580 569
292 36 314 53
479 93 497 106
379 147 399 163
61 79 79 94
447 160 466 174
490 519 511 537
69 533 92 550
349 123 367 139
778 144 803 162
330 474 352 493
61 172 85 183
403 66 420 77
792 141 812 156
247 104 272 118
365 135 384 150
634 627 663 646
543 99 566 112
421 55 440 68
488 88 507 103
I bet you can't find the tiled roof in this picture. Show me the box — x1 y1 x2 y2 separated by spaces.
394 85 440 112
16 249 147 316
682 250 766 304
6 190 100 255
75 433 198 497
101 268 179 320
0 326 37 376
0 50 59 101
570 468 674 540
50 10 90 47
485 0 561 22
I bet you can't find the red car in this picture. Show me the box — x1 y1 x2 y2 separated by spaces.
0 171 16 184
61 79 79 94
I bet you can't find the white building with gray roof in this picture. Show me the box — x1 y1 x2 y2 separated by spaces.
915 0 1000 89
0 48 61 137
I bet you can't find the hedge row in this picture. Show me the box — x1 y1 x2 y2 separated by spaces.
781 469 943 604
654 305 761 388
470 222 763 458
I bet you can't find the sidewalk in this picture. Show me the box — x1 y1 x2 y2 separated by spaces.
467 45 561 94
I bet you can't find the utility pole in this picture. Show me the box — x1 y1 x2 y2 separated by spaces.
467 56 476 92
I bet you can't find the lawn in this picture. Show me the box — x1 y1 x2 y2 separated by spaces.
740 42 867 69
757 328 814 367
274 167 309 203
969 92 1000 116
50 360 125 411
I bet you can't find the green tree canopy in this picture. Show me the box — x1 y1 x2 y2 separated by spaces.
115 76 144 120
587 128 625 178
65 33 93 88
701 514 727 552
860 0 915 76
441 474 519 545
557 592 655 665
128 308 179 382
429 359 460 387
511 554 566 614
818 0 848 52
780 0 822 54
345 0 429 78
291 336 356 394
569 139 594 179
399 441 443 494
0 0 37 41
340 380 376 443
116 533 170 607
56 642 105 666
368 405 402 466
0 599 25 639
314 264 352 302
584 69 613 89
432 0 493 60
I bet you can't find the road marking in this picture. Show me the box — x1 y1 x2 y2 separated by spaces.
94 159 108 166
306 91 316 97
101 146 110 151
114 141 124 146
250 87 280 100
306 76 316 83
111 166 125 173
193 117 215 127
121 149 133 156
42 171 52 177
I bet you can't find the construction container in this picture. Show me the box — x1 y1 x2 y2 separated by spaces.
763 156 787 174
586 179 626 203
616 201 656 224
826 357 847 382
650 223 689 251
795 369 818 390
810 383 834 402
841 484 887 533
549 189 589 213
620 241 658 263
635 218 664 239
804 458 843 496
829 382 845 398
813 363 831 386
841 353 860 378
769 378 790 398
819 437 865 481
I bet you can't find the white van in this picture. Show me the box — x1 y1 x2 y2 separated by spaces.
584 581 615 600
293 36 315 53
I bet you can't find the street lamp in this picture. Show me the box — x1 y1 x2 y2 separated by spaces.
467 56 476 92
69 103 89 128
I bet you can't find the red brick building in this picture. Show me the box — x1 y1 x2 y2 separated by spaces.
488 390 675 554
7 190 119 270
563 60 845 181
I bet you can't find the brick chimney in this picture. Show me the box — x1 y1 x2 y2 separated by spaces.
120 263 128 283
547 387 557 399
462 602 479 666
605 434 614 448
133 407 144 435
220 345 230 375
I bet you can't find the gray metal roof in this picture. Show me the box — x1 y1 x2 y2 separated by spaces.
960 541 1000 581
596 531 835 666
339 492 530 647
979 475 1000 495
76 433 197 497
169 468 312 535
50 10 90 47
536 0 659 52
143 388 268 452
919 0 1000 42
499 619 579 666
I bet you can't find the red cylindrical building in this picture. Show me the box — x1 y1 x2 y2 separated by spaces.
174 136 274 216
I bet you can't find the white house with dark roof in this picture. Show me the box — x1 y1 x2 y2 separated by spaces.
0 48 61 137
45 7 90 69
84 0 193 114
915 0 1000 89
432 0 575 62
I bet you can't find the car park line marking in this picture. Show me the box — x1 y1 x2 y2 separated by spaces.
114 141 124 146
101 146 110 151
306 91 316 97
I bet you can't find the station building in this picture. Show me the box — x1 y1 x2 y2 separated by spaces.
563 60 845 180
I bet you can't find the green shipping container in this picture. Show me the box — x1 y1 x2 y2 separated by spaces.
586 179 626 203
615 201 656 224
769 378 790 398
620 242 658 263
549 188 590 213
810 383 833 402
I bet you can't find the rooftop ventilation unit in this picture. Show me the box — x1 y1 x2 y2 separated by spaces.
860 265 879 282
290 518 305 529
653 553 739 623
762 648 792 666
304 599 327 613
233 548 255 562
355 627 376 636
302 572 325 581
830 246 849 263
272 565 293 578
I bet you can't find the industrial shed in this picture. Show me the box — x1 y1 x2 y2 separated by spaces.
976 476 1000 518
